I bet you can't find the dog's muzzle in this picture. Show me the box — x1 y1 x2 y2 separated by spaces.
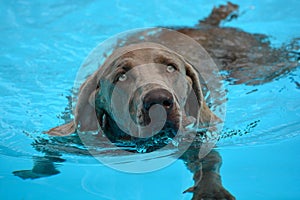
128 83 179 129
143 88 174 114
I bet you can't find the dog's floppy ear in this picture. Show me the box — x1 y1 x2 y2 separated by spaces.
184 61 220 128
46 74 100 136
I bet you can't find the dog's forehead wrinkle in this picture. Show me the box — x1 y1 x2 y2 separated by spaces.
120 48 176 64
115 57 134 67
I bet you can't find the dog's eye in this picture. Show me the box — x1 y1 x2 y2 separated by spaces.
118 73 127 82
167 64 176 73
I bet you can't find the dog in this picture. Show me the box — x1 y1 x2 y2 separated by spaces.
42 42 233 199
13 2 299 200
46 42 219 139
39 42 234 200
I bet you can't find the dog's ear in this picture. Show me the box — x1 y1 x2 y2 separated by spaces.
46 75 100 136
74 74 100 132
45 121 76 136
184 61 221 128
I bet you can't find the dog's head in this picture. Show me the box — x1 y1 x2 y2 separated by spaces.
47 43 218 142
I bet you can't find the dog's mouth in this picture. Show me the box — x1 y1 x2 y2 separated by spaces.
102 104 196 153
98 86 198 153
100 104 198 153
100 106 195 153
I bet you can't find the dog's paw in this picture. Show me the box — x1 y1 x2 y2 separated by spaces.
184 172 235 200
192 185 235 200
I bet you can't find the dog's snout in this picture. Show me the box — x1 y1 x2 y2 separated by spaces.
143 89 174 112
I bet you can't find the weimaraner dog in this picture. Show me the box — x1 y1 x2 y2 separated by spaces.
48 42 233 199
46 42 219 138
13 2 299 200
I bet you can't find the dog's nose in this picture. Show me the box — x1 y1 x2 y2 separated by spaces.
143 89 174 112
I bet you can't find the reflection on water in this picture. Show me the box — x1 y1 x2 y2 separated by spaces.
219 66 300 147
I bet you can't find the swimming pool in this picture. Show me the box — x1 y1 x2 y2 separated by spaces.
0 0 299 199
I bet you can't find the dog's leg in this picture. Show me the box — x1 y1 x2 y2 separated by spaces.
181 148 235 200
13 154 65 180
198 2 239 26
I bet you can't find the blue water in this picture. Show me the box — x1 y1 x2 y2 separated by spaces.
1 0 300 199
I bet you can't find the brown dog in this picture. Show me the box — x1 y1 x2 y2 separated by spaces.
46 42 219 139
14 2 299 200
44 43 233 199
43 41 234 199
